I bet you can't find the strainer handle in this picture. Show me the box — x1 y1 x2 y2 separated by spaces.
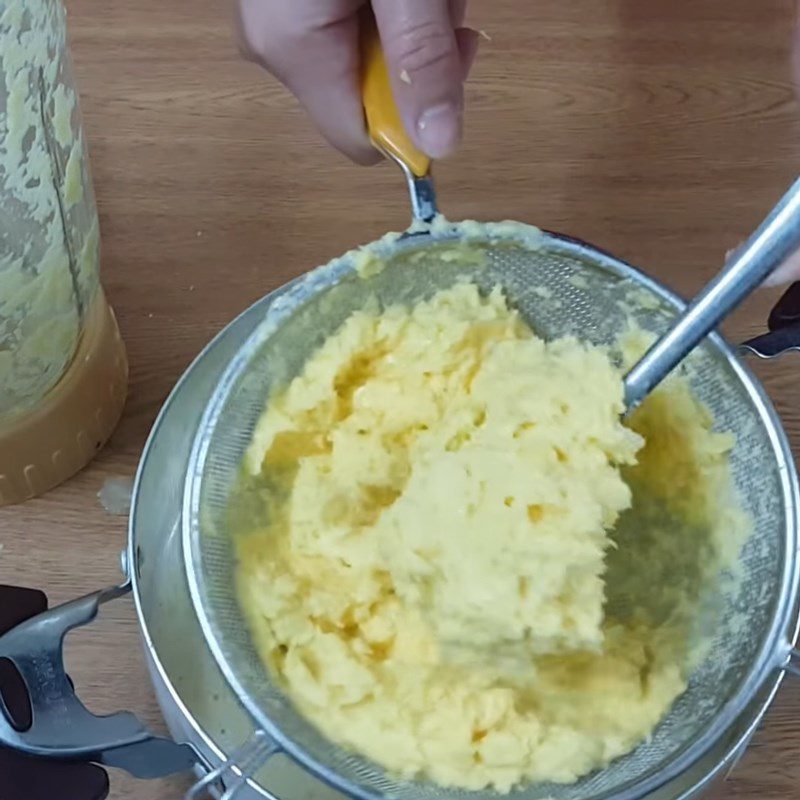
360 10 430 178
624 176 800 408
359 10 439 222
0 583 198 778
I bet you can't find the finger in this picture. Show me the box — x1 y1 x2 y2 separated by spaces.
455 27 480 80
449 0 468 27
372 0 464 159
727 240 800 289
284 27 382 166
763 249 800 287
237 0 380 165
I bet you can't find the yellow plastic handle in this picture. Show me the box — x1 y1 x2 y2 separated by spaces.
360 13 431 178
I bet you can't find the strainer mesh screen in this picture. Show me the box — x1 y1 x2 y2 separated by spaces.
186 231 791 800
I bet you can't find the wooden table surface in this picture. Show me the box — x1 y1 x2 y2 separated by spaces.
2 1 800 797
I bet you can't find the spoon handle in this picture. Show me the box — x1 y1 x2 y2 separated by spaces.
624 176 800 410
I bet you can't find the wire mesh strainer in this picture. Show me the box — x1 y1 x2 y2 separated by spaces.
182 21 799 800
183 219 799 800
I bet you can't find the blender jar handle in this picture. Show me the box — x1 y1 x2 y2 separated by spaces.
0 584 197 778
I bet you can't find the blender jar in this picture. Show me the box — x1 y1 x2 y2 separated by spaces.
0 0 127 506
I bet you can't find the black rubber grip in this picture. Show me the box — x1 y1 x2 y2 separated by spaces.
0 585 109 800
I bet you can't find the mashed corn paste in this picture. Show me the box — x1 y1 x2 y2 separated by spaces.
236 282 741 792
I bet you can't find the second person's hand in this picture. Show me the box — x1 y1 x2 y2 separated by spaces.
236 0 479 165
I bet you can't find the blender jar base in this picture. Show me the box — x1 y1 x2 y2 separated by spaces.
0 289 128 506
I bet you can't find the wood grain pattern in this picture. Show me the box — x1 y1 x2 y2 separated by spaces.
2 1 800 797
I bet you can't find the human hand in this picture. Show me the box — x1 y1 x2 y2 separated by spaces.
765 12 800 286
762 250 800 287
236 0 479 165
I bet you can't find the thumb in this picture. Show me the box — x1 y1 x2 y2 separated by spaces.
372 0 465 159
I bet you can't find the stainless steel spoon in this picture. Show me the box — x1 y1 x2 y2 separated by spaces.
624 177 800 409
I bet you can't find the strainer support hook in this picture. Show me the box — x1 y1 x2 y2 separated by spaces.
184 730 280 800
785 648 800 679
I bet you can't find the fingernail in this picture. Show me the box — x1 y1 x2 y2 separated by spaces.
417 103 462 159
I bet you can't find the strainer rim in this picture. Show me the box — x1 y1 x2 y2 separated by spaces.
182 225 800 800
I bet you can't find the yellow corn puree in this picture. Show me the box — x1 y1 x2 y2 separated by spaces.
234 281 746 792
